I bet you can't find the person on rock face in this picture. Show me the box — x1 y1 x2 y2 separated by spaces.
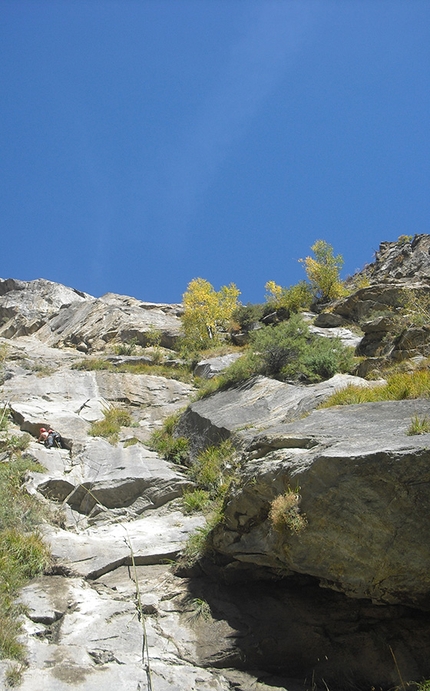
37 427 49 443
45 428 62 449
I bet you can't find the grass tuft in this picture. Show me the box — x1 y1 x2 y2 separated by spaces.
148 413 190 464
181 488 211 514
407 415 430 436
269 489 307 534
89 406 132 444
0 456 50 662
322 369 430 408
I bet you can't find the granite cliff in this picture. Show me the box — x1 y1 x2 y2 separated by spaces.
0 235 430 690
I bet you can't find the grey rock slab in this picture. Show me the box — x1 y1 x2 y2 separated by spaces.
9 400 94 444
18 573 232 691
5 368 193 443
19 575 72 624
212 399 430 609
44 510 205 579
27 438 193 515
177 374 381 454
0 278 90 338
308 324 362 348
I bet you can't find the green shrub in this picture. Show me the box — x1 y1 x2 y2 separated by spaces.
232 303 264 331
195 314 356 397
250 314 309 378
265 280 313 315
301 337 355 381
148 413 189 464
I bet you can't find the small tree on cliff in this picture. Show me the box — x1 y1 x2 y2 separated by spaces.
265 280 313 315
300 240 345 302
181 278 240 350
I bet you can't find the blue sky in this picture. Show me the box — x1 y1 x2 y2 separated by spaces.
1 1 429 304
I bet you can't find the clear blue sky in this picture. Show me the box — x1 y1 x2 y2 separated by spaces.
1 1 429 304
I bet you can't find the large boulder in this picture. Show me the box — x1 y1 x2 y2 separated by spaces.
211 398 430 610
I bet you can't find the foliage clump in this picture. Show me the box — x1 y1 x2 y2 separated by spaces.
0 443 50 666
232 303 265 332
196 314 355 394
148 413 189 464
407 415 430 436
322 369 430 408
400 288 430 328
264 280 313 316
181 278 240 352
300 239 346 302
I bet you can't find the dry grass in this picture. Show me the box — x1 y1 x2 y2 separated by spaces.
269 489 307 534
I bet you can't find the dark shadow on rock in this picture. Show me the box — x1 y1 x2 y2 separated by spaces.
177 565 430 691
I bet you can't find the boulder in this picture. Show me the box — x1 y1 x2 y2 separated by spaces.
211 399 430 610
313 312 345 327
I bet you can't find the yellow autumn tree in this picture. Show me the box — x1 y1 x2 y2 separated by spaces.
300 240 345 302
181 278 240 350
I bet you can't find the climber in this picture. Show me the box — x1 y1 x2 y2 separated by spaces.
37 427 49 444
45 428 63 449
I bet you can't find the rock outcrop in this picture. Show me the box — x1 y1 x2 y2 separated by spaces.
1 255 430 690
0 278 182 350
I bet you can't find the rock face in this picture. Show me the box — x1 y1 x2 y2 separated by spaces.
361 233 430 284
0 278 182 350
1 267 430 690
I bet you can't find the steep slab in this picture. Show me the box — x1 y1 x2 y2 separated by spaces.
26 438 193 517
44 509 205 579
